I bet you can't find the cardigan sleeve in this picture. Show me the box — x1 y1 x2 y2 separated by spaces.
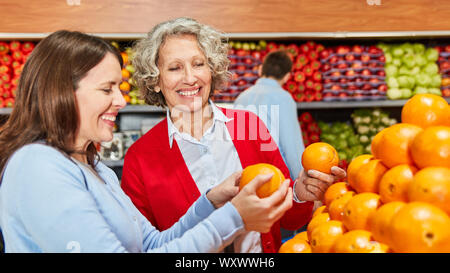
121 146 156 225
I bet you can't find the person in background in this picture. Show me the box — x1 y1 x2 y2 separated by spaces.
234 50 305 181
0 30 294 253
121 17 346 253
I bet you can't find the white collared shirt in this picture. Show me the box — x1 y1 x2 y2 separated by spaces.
166 101 262 253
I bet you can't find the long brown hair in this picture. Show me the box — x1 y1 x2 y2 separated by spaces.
0 30 122 172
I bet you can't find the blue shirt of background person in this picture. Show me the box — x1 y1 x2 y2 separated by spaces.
234 50 305 180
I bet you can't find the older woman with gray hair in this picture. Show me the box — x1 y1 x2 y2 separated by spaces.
121 17 346 253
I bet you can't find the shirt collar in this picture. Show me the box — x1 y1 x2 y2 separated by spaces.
255 77 281 87
166 100 232 148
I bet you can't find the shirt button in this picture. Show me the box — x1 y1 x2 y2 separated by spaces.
133 216 137 221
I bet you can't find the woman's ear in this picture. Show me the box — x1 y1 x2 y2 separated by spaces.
154 86 161 93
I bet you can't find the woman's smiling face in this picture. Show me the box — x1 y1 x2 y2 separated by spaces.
156 34 212 114
74 52 126 150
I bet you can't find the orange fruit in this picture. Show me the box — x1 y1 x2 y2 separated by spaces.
389 202 450 253
119 81 131 92
411 126 450 169
401 94 450 128
293 231 309 242
342 192 381 231
376 123 423 168
370 201 406 246
408 167 450 215
278 237 311 253
328 191 355 221
302 142 339 174
307 212 330 240
120 52 129 65
353 159 388 194
378 164 418 203
122 94 131 103
347 154 373 189
312 205 328 218
331 230 389 253
310 220 346 253
323 182 352 207
371 128 388 159
121 68 130 79
239 163 285 198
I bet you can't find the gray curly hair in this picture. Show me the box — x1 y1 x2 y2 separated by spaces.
132 17 231 107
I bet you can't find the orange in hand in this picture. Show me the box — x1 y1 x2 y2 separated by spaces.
401 94 450 128
302 142 339 174
239 163 285 198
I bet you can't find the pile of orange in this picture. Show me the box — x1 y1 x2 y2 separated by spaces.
279 94 450 253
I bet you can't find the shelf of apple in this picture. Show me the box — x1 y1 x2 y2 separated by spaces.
436 45 450 97
320 45 387 102
379 42 443 100
110 42 146 106
219 40 326 103
0 40 35 108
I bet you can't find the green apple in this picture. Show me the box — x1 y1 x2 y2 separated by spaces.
414 54 427 67
385 64 398 77
398 66 411 75
387 77 400 88
387 88 403 100
413 86 429 95
125 64 135 74
400 43 414 55
392 58 402 67
423 63 439 75
402 53 416 68
392 46 404 57
400 88 412 99
384 52 393 63
413 43 426 54
398 76 415 89
410 66 421 75
415 73 432 87
431 74 442 88
428 87 442 96
425 48 439 62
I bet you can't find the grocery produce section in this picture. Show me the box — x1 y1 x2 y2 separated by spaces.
280 94 450 253
0 37 449 168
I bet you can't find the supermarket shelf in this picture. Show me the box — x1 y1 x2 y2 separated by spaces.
0 108 12 115
2 97 450 115
4 30 450 40
102 159 124 168
298 99 409 110
119 105 166 113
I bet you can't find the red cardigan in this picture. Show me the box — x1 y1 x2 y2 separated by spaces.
121 107 313 253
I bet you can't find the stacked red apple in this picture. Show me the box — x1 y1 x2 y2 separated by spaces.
435 45 450 97
283 41 325 102
215 41 266 102
0 41 35 108
298 112 321 147
320 45 387 101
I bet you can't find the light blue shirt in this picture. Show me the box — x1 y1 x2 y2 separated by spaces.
234 78 305 180
166 101 262 253
0 143 244 253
